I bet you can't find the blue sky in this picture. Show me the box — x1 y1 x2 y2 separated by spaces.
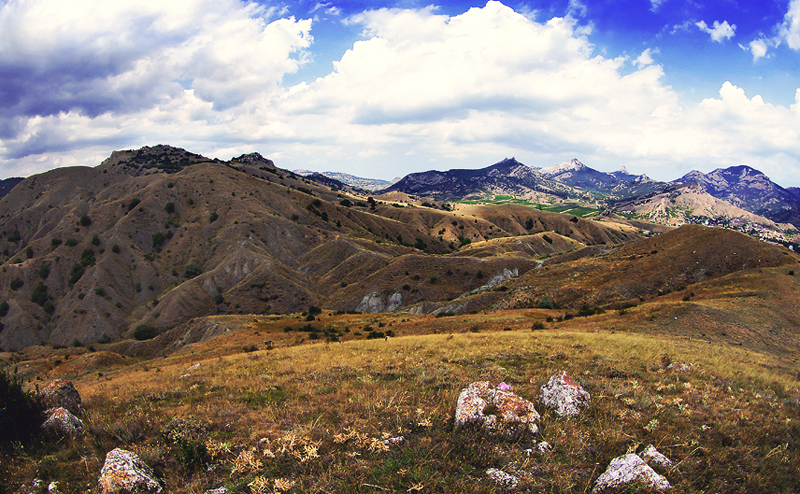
1 0 799 186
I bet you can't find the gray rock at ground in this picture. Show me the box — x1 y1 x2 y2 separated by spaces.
486 468 520 490
455 381 540 434
642 444 673 469
41 407 84 436
205 489 229 494
39 379 83 416
356 291 402 313
667 362 691 372
593 453 671 492
98 448 162 493
538 371 590 417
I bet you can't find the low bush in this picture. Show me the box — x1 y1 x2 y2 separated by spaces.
0 368 45 444
133 325 158 341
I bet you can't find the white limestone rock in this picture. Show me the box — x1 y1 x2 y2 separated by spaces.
593 453 671 493
538 371 591 417
98 448 162 493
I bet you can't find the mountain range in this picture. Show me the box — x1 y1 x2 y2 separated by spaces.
0 146 798 352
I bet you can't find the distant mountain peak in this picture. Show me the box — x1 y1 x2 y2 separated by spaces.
618 166 629 174
231 152 274 167
539 159 585 176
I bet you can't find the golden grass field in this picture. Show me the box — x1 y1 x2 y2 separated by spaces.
2 304 799 493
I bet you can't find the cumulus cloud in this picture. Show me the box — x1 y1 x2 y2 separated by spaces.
634 48 658 68
695 20 736 42
649 0 666 13
742 0 800 60
0 0 311 131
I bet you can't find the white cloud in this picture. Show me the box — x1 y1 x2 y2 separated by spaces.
779 0 800 49
743 39 769 61
649 0 665 13
634 48 658 68
567 0 587 19
695 20 736 42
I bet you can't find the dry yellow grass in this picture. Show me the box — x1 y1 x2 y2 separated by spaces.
3 315 798 493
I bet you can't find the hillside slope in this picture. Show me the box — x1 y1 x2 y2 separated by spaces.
0 148 639 351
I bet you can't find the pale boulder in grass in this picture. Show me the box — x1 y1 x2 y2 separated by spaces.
41 407 84 436
593 447 673 493
39 379 83 416
98 448 162 493
455 381 540 434
538 371 590 417
486 468 521 490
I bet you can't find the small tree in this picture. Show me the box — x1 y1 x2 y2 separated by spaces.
184 262 202 279
134 325 158 341
79 215 91 226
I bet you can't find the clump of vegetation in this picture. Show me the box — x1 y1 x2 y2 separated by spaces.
9 277 23 291
79 214 91 227
0 367 45 444
209 211 218 223
68 263 84 285
537 295 554 309
133 325 158 341
184 262 202 279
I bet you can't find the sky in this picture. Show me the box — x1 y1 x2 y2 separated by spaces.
1 0 800 186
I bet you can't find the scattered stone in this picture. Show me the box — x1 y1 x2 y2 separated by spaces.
39 379 83 416
41 407 84 436
187 363 200 371
98 448 162 494
178 374 190 379
383 436 405 445
538 371 591 417
486 468 520 490
455 381 540 434
537 441 552 453
48 481 60 493
593 453 671 493
667 362 691 372
642 444 672 469
205 488 229 494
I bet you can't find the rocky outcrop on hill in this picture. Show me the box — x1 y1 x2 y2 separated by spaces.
98 448 162 494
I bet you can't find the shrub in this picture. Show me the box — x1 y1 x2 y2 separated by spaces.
91 234 100 246
7 229 20 242
542 234 553 244
537 295 554 309
10 277 23 290
50 238 62 249
152 232 165 252
0 368 45 444
38 263 50 279
94 287 106 297
69 263 85 285
164 202 175 214
80 248 96 266
25 246 33 259
31 282 49 306
308 305 322 317
339 199 352 207
65 238 78 247
127 198 141 211
184 262 202 279
0 301 8 317
209 212 218 223
79 215 91 226
112 244 120 254
133 325 158 341
98 333 111 344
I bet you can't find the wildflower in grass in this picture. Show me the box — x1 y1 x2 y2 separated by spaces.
631 379 639 389
205 440 231 460
497 382 512 391
248 476 271 494
645 418 659 432
273 478 296 492
232 448 262 475
407 482 424 492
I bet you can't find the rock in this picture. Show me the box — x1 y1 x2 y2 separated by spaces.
642 444 673 469
48 481 60 493
39 379 83 416
355 292 384 313
455 381 540 434
592 453 671 493
538 371 590 417
205 489 229 494
667 362 691 372
386 292 403 311
486 468 520 490
98 448 162 493
41 407 84 436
